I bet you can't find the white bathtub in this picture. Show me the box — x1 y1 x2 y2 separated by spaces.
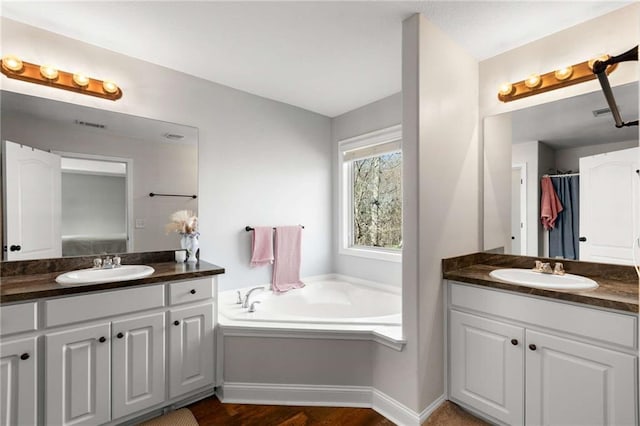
219 278 401 326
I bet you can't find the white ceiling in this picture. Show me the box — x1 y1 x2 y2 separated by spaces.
0 1 632 117
512 82 638 149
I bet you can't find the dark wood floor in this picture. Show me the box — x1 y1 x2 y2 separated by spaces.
188 396 395 426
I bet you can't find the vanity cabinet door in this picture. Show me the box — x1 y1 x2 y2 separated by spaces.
450 310 524 425
525 330 637 426
0 336 37 426
112 312 166 419
45 323 111 426
169 303 214 398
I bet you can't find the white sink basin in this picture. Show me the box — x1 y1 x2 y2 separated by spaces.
489 268 598 290
56 265 155 285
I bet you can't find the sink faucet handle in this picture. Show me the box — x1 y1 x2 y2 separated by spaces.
236 291 243 304
533 260 543 272
93 258 103 269
248 301 261 313
113 255 121 267
553 262 565 276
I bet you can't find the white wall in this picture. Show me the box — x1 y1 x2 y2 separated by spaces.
555 139 638 171
481 4 640 252
1 18 333 291
512 141 539 256
331 93 402 286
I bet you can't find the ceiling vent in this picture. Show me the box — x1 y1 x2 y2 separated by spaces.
74 119 105 129
164 133 185 140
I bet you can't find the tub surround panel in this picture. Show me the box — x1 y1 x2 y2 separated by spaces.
0 254 224 303
443 253 638 312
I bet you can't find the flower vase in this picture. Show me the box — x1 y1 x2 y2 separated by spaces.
181 233 199 263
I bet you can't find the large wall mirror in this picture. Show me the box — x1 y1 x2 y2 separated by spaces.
1 90 198 261
484 82 639 265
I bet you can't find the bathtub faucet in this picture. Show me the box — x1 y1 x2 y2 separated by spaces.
242 286 265 308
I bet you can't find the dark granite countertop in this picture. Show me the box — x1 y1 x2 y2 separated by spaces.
0 252 225 304
443 253 638 313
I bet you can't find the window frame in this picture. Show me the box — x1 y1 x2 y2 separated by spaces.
338 124 402 263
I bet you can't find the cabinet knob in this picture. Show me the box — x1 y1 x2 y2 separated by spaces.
20 353 30 361
173 320 180 326
9 245 21 252
190 289 196 294
529 344 537 351
579 237 587 242
511 339 518 346
116 332 124 339
98 336 107 343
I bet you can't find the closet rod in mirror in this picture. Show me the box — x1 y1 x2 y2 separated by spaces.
149 192 197 199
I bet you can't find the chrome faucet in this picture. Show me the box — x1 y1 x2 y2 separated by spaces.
242 286 265 308
93 256 121 269
248 301 261 313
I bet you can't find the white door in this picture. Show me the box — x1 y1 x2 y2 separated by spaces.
449 310 524 425
3 140 61 260
112 312 166 419
169 303 214 398
45 323 111 426
526 330 637 426
580 147 639 264
511 165 526 255
0 337 37 426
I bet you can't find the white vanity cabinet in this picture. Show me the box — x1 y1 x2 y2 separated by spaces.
0 275 217 426
0 336 38 426
447 281 638 426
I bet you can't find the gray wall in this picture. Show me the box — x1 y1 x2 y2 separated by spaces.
2 18 333 291
331 93 402 286
61 173 126 236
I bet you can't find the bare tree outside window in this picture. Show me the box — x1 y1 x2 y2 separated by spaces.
352 151 402 249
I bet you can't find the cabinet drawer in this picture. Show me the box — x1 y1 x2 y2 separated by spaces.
44 285 165 327
169 278 213 306
0 302 37 336
449 282 638 349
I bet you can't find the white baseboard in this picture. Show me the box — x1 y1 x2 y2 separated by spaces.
220 382 371 407
419 394 446 423
219 382 444 426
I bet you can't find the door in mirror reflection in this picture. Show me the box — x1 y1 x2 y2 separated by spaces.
2 140 61 260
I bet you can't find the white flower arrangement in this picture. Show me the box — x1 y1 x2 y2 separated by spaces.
165 210 198 236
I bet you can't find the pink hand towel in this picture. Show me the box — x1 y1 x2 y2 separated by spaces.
250 226 274 267
272 226 305 293
540 176 564 230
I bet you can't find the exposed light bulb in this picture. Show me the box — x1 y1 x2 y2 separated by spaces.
40 64 59 80
73 73 90 87
554 66 573 81
524 73 541 89
102 80 118 94
498 82 514 96
2 55 23 72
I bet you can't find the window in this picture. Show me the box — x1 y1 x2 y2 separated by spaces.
339 125 402 262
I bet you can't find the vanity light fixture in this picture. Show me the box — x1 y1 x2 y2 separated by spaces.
0 55 122 101
498 56 617 103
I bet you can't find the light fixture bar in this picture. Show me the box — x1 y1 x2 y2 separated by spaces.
498 60 617 103
1 58 122 101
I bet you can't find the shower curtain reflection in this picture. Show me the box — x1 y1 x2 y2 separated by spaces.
549 175 580 260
